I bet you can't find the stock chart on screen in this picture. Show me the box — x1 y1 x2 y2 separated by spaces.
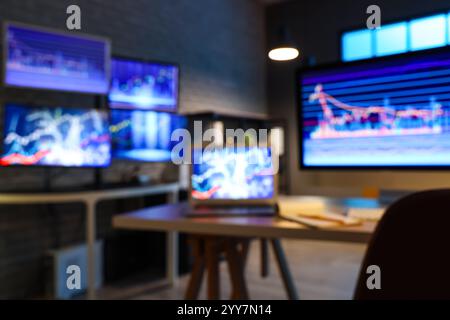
4 23 110 94
191 148 274 200
110 110 186 162
0 105 111 167
109 58 179 111
300 50 450 167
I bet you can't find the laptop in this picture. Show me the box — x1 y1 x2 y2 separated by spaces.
186 146 278 217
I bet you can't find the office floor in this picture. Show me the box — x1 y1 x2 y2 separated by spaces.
100 239 366 300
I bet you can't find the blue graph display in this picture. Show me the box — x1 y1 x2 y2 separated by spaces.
191 148 274 200
1 105 111 167
110 109 186 162
300 50 450 167
109 58 179 111
4 23 110 94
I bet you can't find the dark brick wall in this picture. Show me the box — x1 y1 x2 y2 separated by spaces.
0 0 266 116
0 0 267 298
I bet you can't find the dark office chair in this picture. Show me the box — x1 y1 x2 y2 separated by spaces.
354 189 450 300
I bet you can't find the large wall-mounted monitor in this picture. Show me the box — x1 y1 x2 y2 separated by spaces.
3 22 111 94
109 57 179 112
110 109 186 162
0 104 111 167
299 49 450 169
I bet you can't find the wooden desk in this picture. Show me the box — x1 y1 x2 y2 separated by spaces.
113 196 380 299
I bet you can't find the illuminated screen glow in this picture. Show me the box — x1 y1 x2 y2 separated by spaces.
109 58 179 111
300 50 450 167
1 105 111 167
191 148 274 200
4 23 110 94
375 22 408 57
342 29 373 62
410 14 447 51
110 109 186 162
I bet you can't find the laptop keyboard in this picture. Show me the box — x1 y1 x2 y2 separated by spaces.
187 205 276 217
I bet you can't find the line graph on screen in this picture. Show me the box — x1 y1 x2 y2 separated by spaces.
308 84 446 139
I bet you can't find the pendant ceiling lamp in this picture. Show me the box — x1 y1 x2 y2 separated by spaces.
268 26 299 61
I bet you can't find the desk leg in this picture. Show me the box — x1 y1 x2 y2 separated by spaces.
271 239 299 300
166 231 179 286
166 189 179 286
86 200 96 300
261 239 269 278
167 189 179 204
205 238 220 299
185 237 205 299
185 236 250 300
225 239 249 300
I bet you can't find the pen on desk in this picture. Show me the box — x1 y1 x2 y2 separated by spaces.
278 215 320 229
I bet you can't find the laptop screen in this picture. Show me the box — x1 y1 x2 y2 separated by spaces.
191 147 275 201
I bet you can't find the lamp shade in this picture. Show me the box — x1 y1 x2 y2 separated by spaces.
268 26 299 61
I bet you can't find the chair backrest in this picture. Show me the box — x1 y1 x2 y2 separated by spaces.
354 189 450 299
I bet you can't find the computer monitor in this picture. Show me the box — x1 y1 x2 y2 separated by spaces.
3 22 110 94
190 147 277 205
109 57 179 112
110 109 186 162
299 48 450 169
0 104 111 167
